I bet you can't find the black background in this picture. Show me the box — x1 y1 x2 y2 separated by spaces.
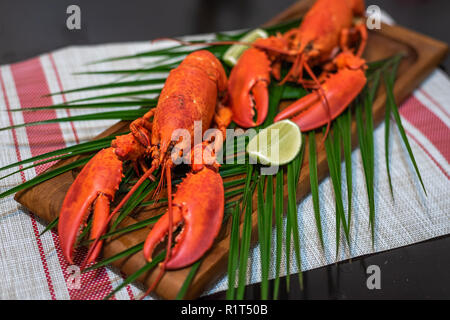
1 0 449 299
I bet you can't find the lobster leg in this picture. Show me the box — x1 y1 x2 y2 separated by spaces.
274 54 367 131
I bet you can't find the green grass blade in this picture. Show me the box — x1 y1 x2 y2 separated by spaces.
39 217 59 236
273 168 283 299
337 108 353 232
11 100 157 111
226 205 241 300
176 259 202 300
111 179 157 230
0 156 92 199
264 174 273 287
104 250 165 300
385 62 427 195
236 165 255 300
0 109 148 132
323 128 349 255
74 63 178 76
257 175 268 299
84 242 144 272
46 78 166 97
67 88 161 103
308 131 324 248
0 136 115 172
82 214 163 246
287 158 303 290
355 98 375 244
384 79 394 198
88 46 190 65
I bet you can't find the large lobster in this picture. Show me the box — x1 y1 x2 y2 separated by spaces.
58 50 232 276
229 0 368 131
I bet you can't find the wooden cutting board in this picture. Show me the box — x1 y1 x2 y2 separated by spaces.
14 0 448 299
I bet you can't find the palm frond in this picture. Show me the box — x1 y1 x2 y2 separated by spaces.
0 109 149 132
272 168 284 299
175 259 202 300
384 57 426 195
308 131 324 248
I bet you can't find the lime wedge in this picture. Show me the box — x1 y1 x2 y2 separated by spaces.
247 120 302 166
223 28 268 67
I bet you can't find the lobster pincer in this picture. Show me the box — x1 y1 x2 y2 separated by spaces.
58 148 123 265
228 48 271 128
143 166 224 269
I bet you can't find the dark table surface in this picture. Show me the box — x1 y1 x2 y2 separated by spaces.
1 0 449 299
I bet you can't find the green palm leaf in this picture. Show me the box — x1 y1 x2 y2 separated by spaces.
308 131 324 248
0 156 92 199
46 78 166 97
384 56 426 195
273 168 283 299
11 100 156 112
175 259 202 300
0 109 149 132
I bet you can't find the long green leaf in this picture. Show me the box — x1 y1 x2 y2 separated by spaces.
175 259 202 300
324 127 349 255
286 147 305 290
385 58 426 195
11 100 157 111
0 109 149 132
337 108 353 231
0 136 116 172
355 97 375 244
236 165 255 300
39 217 59 236
308 131 324 248
46 78 166 97
0 156 92 199
273 168 283 299
84 242 144 272
257 175 269 299
67 88 161 104
226 205 241 300
104 250 165 300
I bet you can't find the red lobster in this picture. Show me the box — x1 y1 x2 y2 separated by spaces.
228 0 368 131
58 50 232 274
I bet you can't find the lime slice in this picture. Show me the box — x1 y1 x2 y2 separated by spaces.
223 28 268 67
247 120 302 166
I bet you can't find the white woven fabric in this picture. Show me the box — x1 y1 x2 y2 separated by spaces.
0 34 448 299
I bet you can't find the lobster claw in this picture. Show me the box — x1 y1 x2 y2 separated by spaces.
58 148 123 265
274 53 367 131
143 167 224 269
228 48 271 128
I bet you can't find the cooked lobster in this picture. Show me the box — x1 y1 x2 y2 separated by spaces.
58 50 232 276
228 0 368 131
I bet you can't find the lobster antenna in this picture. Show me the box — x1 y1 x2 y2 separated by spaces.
81 163 159 270
279 52 304 85
302 61 332 139
140 163 174 299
